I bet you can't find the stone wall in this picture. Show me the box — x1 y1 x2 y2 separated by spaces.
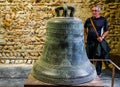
0 0 120 64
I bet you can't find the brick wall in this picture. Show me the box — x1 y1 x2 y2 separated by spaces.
0 0 120 64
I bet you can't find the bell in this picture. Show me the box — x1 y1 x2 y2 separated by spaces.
30 5 97 85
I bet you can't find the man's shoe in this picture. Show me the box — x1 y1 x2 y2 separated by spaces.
98 74 101 77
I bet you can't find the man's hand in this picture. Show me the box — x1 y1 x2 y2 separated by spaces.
97 37 104 42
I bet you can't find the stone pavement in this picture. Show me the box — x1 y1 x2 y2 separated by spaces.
100 69 120 87
0 64 119 87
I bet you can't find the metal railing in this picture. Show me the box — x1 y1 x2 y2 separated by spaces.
90 59 120 87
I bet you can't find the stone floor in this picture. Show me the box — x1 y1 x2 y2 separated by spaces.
100 69 120 87
0 64 119 87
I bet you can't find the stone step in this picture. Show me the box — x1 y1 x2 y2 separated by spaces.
0 64 32 78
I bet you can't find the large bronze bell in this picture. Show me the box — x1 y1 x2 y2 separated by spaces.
30 5 97 85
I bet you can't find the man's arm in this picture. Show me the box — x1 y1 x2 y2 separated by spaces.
97 31 109 42
101 31 109 39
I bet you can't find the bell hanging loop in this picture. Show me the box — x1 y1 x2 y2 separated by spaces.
55 3 75 17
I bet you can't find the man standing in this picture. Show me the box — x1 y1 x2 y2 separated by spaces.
84 5 110 76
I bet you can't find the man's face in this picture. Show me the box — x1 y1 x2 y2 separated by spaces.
91 7 100 18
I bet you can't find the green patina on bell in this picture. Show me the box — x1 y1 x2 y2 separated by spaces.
31 5 97 85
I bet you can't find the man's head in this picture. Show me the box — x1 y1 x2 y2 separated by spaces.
91 5 101 18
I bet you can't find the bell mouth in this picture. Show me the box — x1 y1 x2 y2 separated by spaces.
31 60 97 85
31 72 96 85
